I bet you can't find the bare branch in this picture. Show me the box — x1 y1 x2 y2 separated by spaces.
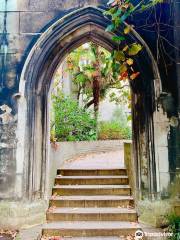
84 99 94 109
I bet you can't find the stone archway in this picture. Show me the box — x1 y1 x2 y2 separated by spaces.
16 6 165 200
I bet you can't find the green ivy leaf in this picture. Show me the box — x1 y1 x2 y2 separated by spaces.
112 36 125 42
114 51 126 62
112 9 122 19
114 17 121 28
128 43 142 56
119 64 128 74
104 7 117 16
105 24 115 32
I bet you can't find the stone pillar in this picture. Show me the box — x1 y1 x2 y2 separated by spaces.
174 1 180 173
174 1 180 113
0 105 17 199
153 107 170 197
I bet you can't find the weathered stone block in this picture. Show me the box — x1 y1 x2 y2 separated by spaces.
174 2 180 26
47 0 108 10
0 122 17 198
0 201 47 228
0 0 48 11
20 11 55 33
18 34 35 53
0 12 19 34
0 34 34 54
0 53 23 89
0 34 18 54
0 0 17 11
28 0 49 11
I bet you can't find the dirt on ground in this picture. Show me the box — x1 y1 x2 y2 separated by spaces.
0 236 13 240
0 230 18 240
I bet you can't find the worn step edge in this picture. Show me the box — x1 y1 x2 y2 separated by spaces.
42 220 140 229
47 207 136 214
53 185 131 189
41 237 126 240
42 221 140 237
49 195 134 208
55 176 129 179
50 195 134 201
55 178 129 186
46 207 137 221
57 169 127 176
52 185 131 196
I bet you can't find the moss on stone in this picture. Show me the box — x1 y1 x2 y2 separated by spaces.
138 200 172 227
0 200 47 228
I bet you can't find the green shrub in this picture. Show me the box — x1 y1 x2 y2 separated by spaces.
98 121 132 140
51 92 97 141
167 213 180 240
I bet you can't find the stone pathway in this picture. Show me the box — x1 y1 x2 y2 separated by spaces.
19 225 42 240
0 236 12 240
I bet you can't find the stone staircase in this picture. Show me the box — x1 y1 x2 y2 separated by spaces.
42 168 141 239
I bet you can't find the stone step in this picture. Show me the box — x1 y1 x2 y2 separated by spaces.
52 185 131 196
44 237 127 240
46 207 137 222
49 195 134 208
42 221 141 237
55 175 129 185
57 169 127 176
45 237 126 240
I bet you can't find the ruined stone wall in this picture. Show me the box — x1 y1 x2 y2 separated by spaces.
0 0 179 200
0 0 109 199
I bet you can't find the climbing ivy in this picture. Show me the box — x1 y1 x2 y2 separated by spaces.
104 0 164 82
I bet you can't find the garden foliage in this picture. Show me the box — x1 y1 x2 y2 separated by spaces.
51 91 97 141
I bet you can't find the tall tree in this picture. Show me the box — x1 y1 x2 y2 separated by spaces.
66 42 130 119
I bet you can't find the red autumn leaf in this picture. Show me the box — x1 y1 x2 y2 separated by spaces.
111 0 120 6
119 71 128 80
130 72 140 80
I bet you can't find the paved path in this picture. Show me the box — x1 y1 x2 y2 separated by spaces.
61 150 124 169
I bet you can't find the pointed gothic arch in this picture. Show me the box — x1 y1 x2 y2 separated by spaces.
17 6 164 200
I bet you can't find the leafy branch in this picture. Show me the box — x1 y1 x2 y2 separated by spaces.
104 0 164 83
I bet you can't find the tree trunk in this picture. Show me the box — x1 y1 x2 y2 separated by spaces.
91 44 101 120
93 76 100 120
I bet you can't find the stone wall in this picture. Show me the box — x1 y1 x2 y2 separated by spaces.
0 123 17 199
0 0 179 201
0 0 110 200
0 104 17 199
0 0 109 114
0 200 47 229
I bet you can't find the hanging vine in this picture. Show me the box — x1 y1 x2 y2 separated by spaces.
104 0 164 82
